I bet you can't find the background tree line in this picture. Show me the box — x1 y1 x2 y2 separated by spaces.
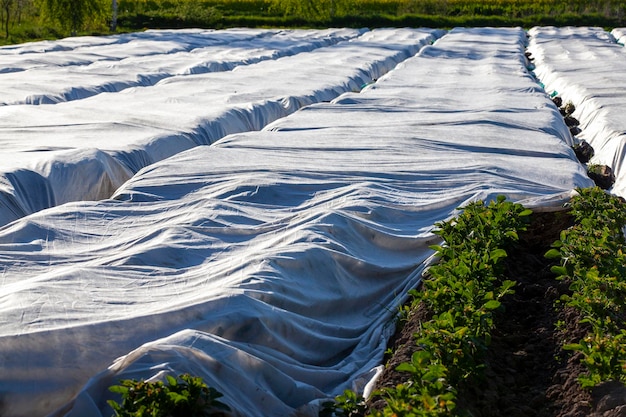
1 0 34 38
1 0 624 45
0 0 114 40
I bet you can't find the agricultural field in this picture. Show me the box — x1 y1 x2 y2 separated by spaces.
0 25 625 417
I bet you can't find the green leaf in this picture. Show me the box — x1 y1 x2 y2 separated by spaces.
505 230 519 240
166 374 178 387
395 362 417 373
483 300 501 310
167 391 187 404
544 248 562 259
454 326 469 337
429 244 445 255
550 265 568 276
490 248 507 262
500 280 517 292
107 399 121 412
563 343 584 351
108 385 129 395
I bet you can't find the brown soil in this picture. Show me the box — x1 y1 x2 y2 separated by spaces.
368 211 626 417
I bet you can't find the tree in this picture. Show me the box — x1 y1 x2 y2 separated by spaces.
0 0 33 38
37 0 107 35
110 0 117 31
15 0 31 23
0 0 13 39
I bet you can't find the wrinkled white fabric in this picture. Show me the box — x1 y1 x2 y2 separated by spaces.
527 26 626 197
0 27 593 417
0 28 441 226
0 28 363 105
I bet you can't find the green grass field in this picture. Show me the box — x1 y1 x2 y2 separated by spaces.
1 0 625 45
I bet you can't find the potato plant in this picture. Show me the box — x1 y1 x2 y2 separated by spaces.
108 373 230 417
546 187 626 388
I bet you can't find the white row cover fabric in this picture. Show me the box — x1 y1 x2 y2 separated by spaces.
0 27 592 417
0 28 442 227
0 28 364 105
527 26 626 197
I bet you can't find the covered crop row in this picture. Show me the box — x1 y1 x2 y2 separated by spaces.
0 28 362 105
0 27 593 417
0 28 441 227
527 26 626 198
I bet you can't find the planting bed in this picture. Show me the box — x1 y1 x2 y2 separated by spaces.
371 196 626 416
0 25 625 417
528 26 626 197
371 211 595 416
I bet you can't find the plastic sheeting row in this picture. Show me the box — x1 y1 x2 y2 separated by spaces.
527 26 626 198
0 27 592 417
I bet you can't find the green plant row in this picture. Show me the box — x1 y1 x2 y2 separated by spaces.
545 187 626 388
322 195 532 417
108 373 230 417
